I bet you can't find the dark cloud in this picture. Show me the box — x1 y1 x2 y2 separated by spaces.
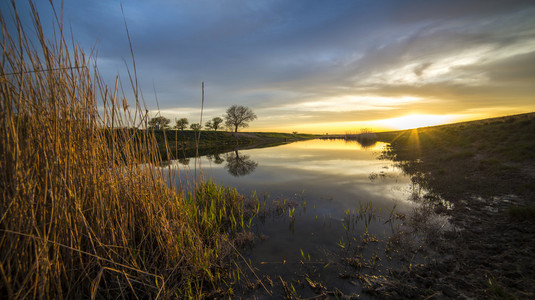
390 0 535 23
413 63 432 77
482 51 535 83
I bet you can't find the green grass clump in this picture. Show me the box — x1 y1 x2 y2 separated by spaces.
0 3 254 298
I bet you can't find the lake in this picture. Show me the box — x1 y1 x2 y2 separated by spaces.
169 139 426 297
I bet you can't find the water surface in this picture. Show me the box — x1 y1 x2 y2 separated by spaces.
171 139 421 297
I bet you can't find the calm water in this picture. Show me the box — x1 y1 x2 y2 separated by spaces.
170 139 422 297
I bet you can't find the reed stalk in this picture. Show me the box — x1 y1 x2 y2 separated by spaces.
0 2 252 298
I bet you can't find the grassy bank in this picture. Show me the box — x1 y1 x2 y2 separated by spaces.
377 112 535 201
0 5 258 298
372 113 535 298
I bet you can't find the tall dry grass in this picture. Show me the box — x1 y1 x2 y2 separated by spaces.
1 2 252 298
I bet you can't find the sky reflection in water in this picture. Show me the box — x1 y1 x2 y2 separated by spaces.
171 139 420 296
177 139 417 213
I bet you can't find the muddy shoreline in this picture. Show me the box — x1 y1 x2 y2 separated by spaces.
364 194 535 299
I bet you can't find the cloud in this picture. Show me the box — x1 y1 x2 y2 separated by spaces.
413 62 433 77
4 0 535 132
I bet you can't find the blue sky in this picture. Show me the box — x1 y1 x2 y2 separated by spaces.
3 0 535 132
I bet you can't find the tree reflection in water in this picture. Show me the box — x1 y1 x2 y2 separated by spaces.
178 157 190 166
206 153 225 165
224 150 258 177
182 150 258 176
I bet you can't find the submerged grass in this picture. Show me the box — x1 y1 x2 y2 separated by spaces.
0 2 255 298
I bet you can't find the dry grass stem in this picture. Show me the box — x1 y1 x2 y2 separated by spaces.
1 2 255 298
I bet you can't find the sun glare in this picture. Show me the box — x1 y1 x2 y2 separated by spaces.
375 114 461 130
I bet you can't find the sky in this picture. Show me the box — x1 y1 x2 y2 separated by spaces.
3 0 535 133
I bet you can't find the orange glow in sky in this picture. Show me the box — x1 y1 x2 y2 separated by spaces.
372 114 465 130
256 113 477 133
15 1 534 134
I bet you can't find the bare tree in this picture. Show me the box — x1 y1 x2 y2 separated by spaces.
211 117 224 131
174 118 189 131
148 116 170 130
190 123 202 131
205 120 213 130
224 105 257 133
206 117 224 131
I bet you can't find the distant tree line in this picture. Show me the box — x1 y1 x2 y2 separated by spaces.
147 105 257 132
